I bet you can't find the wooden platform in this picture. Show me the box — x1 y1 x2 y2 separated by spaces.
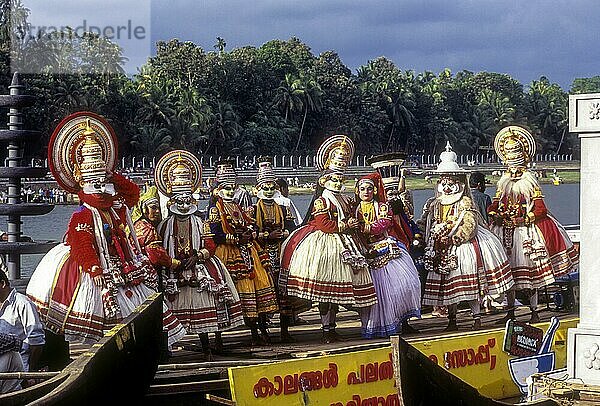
141 303 578 405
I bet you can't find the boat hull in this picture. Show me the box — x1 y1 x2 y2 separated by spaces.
0 292 164 405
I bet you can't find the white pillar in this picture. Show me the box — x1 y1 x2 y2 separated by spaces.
567 93 600 384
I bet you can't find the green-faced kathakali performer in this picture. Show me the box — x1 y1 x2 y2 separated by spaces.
208 159 278 346
252 156 302 343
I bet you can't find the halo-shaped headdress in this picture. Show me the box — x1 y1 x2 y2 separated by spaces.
256 156 276 187
154 150 202 197
48 111 118 193
367 152 407 191
494 125 536 168
315 134 355 174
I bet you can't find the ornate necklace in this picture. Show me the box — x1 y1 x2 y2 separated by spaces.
360 201 376 226
175 217 192 256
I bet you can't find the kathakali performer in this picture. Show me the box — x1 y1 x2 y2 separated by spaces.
208 159 278 346
354 172 421 337
252 157 301 342
27 112 184 345
154 151 244 355
131 185 179 287
368 152 426 288
280 135 377 344
419 142 513 331
488 126 579 324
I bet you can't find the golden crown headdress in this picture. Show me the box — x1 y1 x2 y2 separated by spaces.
494 125 536 169
315 134 355 174
48 112 118 193
154 150 202 197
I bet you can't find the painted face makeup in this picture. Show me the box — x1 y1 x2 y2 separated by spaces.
358 182 375 202
145 202 162 223
324 174 344 192
437 176 461 196
174 194 193 213
260 182 277 199
219 184 236 200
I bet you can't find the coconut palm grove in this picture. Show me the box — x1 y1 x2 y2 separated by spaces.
1 0 597 162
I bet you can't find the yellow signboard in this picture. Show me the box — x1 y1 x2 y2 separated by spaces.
409 317 578 400
228 317 578 404
228 347 400 406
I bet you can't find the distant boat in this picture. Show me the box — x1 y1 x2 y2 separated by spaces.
0 292 163 406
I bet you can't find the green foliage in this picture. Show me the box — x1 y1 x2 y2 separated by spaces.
0 5 581 161
570 76 600 94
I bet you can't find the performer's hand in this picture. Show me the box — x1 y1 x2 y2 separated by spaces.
452 235 462 245
240 230 253 244
513 217 525 226
269 229 283 239
93 274 105 289
347 218 359 229
184 255 199 270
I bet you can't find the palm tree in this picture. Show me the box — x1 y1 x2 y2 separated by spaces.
273 73 304 121
478 89 515 127
205 101 241 154
386 89 415 151
214 37 227 55
130 125 172 156
173 87 211 150
294 75 323 152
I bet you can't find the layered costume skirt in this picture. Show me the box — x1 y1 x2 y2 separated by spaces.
214 242 278 319
359 238 421 338
423 227 513 306
490 215 578 290
27 243 186 345
166 257 244 334
281 226 377 308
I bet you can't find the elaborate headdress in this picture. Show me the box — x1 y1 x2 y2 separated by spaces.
131 185 160 223
356 172 387 203
433 141 468 175
315 134 355 175
367 152 407 191
256 156 276 187
494 125 536 173
432 141 469 204
139 185 160 208
154 150 202 197
215 158 237 187
48 112 118 193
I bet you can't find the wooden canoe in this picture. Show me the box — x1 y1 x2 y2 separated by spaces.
0 292 164 405
390 335 560 406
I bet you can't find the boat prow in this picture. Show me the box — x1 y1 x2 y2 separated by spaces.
390 335 561 405
0 292 164 405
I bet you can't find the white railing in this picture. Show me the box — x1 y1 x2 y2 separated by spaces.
111 154 575 170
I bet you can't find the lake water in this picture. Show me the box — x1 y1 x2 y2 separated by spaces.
3 183 580 275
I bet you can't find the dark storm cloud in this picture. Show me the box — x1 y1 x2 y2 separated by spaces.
151 0 600 89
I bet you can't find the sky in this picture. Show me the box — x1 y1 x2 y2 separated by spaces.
20 0 600 90
149 0 599 90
